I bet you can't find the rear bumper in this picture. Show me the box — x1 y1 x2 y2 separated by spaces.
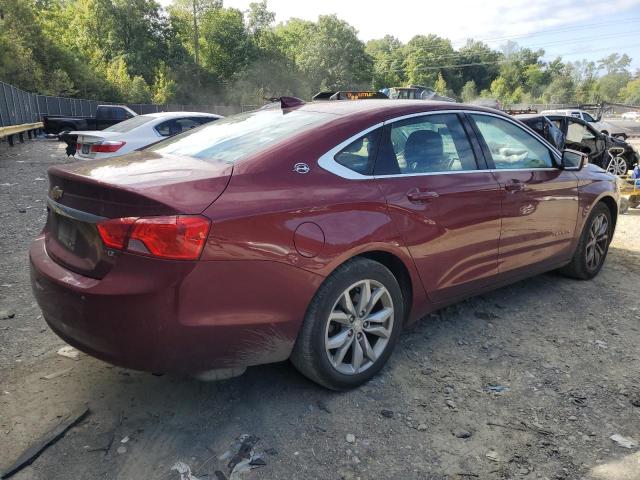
30 235 324 373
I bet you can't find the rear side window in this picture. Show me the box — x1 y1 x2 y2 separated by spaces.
334 129 381 175
375 113 478 175
155 118 202 137
103 115 154 133
149 109 335 163
471 114 554 169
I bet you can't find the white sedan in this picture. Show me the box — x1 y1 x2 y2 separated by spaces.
72 111 222 160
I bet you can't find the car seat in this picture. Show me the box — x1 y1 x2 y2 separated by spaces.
404 130 447 172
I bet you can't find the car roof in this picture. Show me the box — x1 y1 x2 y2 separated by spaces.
293 99 503 123
142 111 221 119
515 114 544 120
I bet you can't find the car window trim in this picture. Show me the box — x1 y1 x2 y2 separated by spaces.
467 112 562 171
460 113 490 170
375 112 482 176
318 109 562 180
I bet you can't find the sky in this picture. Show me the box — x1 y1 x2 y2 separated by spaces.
159 0 640 70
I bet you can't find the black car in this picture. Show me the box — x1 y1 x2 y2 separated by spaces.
518 114 638 176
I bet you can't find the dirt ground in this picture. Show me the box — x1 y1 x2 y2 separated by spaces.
1 138 639 480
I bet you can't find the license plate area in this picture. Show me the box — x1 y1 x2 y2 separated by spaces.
56 215 77 250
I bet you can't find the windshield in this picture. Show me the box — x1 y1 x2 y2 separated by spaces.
104 115 155 133
148 108 336 163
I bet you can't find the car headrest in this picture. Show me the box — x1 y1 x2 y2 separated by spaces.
405 130 445 171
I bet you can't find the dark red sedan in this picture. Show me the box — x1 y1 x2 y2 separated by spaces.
30 99 619 390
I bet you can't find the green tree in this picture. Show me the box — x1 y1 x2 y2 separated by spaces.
620 77 640 104
457 40 501 93
280 15 372 92
461 80 477 102
170 0 221 80
434 72 448 96
199 7 250 84
152 62 176 104
366 36 405 89
404 34 458 90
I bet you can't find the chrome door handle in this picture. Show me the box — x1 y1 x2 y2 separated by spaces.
407 189 440 202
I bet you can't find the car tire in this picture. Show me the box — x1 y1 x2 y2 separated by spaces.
560 203 612 280
290 257 403 390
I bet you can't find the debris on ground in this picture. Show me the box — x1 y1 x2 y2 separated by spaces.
452 429 472 439
1 406 89 479
316 399 331 413
85 431 115 454
594 340 608 349
120 436 129 443
40 368 72 380
56 346 80 360
345 433 355 443
486 450 500 462
380 409 394 418
484 384 510 394
171 461 200 480
218 434 266 479
116 446 127 454
0 311 15 320
610 434 638 449
474 311 500 320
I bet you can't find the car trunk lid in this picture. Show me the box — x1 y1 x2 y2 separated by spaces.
72 131 121 159
44 150 232 278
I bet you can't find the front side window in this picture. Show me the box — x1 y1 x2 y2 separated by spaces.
582 112 595 122
471 114 555 169
111 108 128 120
375 113 478 175
333 129 381 175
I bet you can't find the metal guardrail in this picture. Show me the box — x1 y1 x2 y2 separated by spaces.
0 122 43 146
0 80 252 129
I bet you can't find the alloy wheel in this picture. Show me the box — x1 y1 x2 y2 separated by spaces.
585 213 609 271
324 279 394 375
606 155 628 176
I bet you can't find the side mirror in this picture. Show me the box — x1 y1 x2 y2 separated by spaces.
560 149 588 171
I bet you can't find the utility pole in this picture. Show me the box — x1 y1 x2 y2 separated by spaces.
192 0 200 86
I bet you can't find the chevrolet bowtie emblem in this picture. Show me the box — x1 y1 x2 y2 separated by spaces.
51 186 64 200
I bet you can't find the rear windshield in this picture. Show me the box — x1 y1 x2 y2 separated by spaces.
147 108 336 163
104 115 155 133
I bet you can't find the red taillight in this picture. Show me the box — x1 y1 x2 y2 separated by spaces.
91 141 126 153
96 217 137 249
97 215 210 260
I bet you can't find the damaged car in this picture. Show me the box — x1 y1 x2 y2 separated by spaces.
31 99 618 390
518 113 639 176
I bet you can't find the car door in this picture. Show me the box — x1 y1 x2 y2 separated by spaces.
565 118 606 165
468 113 579 275
373 112 502 303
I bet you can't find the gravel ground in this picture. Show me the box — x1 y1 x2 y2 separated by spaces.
1 137 639 480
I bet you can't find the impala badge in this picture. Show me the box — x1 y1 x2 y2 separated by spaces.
51 186 64 200
293 163 310 174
